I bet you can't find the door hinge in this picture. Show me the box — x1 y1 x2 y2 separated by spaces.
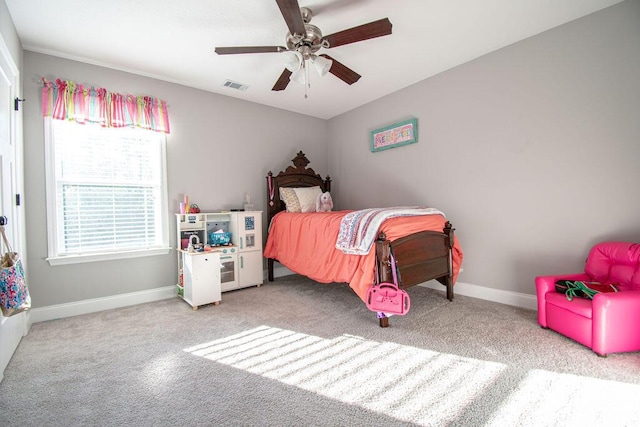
14 98 25 111
15 194 21 206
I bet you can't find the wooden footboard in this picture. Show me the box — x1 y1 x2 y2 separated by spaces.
376 221 455 301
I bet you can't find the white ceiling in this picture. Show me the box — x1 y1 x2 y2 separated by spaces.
6 0 625 119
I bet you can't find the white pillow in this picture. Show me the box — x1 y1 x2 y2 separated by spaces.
294 186 322 213
279 187 302 212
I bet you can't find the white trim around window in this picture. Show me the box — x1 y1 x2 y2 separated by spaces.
44 118 171 265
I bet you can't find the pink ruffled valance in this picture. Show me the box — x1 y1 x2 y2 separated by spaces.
41 78 170 134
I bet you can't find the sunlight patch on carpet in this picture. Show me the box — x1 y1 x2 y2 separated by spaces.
486 368 640 426
184 325 506 426
141 353 181 396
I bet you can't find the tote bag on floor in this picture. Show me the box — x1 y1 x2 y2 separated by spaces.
0 225 31 317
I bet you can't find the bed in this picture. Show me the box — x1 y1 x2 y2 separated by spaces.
264 151 463 327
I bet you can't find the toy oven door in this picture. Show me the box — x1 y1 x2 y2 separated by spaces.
220 254 239 292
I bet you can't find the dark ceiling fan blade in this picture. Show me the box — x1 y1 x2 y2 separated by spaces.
319 54 361 85
275 0 306 36
323 18 392 48
215 46 287 55
272 69 293 91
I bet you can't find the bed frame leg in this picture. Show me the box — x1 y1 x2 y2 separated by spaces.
437 274 455 301
444 221 455 301
268 258 274 282
378 313 389 328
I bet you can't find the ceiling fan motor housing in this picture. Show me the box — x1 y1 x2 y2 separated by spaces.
286 23 324 58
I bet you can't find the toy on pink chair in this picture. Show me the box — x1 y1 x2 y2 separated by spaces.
535 242 640 356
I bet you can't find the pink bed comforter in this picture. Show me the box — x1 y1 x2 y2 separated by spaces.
264 210 463 302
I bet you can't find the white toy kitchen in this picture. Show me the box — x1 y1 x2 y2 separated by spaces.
176 211 263 309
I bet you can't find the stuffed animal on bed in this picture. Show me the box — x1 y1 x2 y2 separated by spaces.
315 191 333 212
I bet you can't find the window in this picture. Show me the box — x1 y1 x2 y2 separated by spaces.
44 118 170 265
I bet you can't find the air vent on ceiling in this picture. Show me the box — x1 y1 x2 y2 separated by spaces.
223 80 249 91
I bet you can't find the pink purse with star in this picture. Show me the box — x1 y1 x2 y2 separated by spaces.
366 252 410 315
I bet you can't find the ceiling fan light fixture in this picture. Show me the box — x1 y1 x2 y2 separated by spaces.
312 55 332 77
290 65 306 85
284 51 303 72
290 70 305 84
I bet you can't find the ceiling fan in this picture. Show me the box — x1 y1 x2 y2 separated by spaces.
214 0 392 95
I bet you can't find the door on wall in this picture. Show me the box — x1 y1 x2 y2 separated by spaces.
0 36 27 381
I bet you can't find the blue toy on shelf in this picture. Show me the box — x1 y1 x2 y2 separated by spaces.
209 232 231 246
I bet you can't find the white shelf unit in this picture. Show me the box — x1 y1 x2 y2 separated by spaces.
176 211 263 309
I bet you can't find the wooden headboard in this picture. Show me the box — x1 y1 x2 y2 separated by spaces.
266 151 331 225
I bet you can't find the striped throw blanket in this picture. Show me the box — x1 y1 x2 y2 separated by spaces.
335 207 445 255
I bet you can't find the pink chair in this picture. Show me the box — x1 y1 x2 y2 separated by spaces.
535 242 640 356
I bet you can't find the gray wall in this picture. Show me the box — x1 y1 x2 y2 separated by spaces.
327 0 640 295
22 53 328 307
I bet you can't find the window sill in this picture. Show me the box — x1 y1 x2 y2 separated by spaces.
46 247 172 266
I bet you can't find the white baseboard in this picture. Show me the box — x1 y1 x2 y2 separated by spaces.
28 285 176 326
28 270 537 327
420 280 537 311
30 265 293 326
28 263 298 325
270 267 537 311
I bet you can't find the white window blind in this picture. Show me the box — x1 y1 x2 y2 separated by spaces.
45 118 170 264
